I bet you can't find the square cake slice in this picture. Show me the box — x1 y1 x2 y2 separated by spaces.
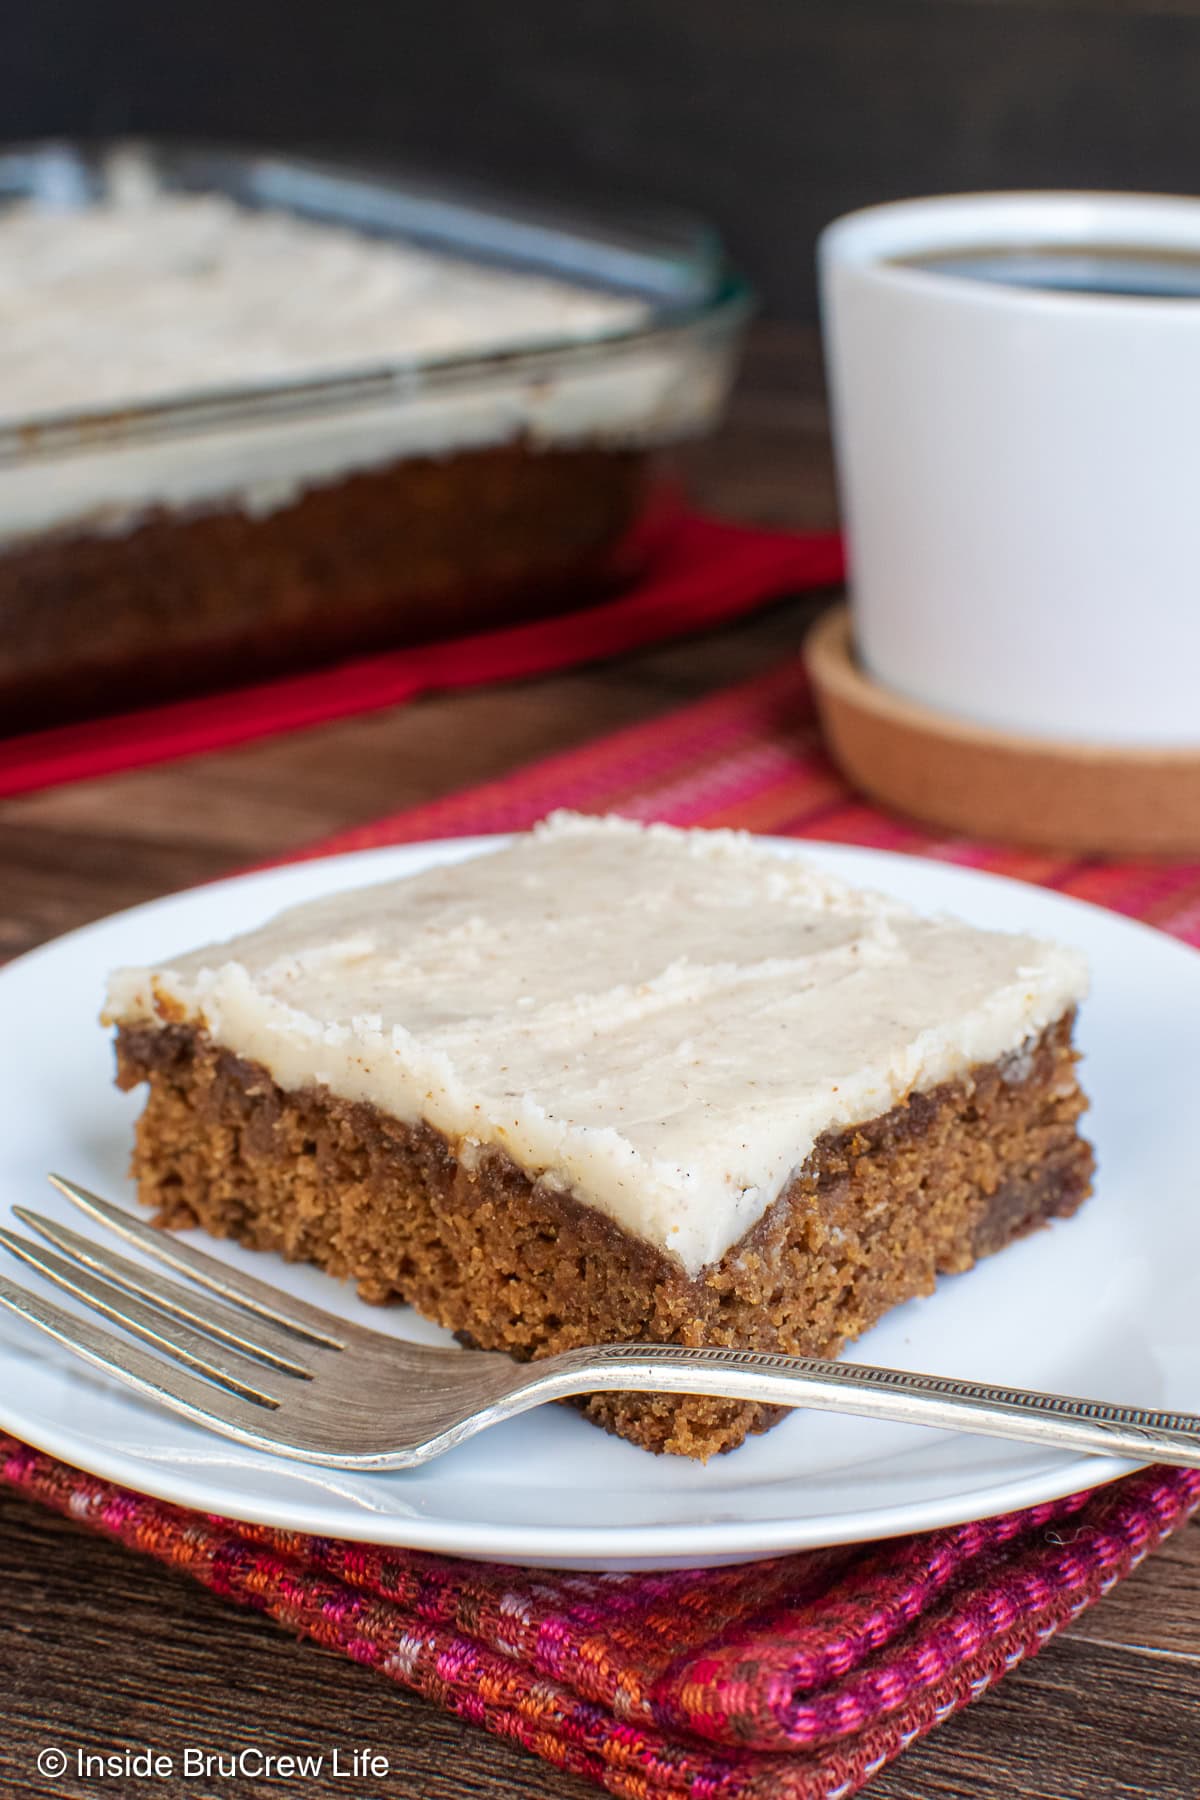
104 814 1094 1458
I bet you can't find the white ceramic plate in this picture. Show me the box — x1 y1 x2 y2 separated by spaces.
1 837 1197 1571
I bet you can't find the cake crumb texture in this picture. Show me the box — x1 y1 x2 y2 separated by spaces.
116 1014 1093 1459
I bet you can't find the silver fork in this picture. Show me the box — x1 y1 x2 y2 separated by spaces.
1 1175 1198 1471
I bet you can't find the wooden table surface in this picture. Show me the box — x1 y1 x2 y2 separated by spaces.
1 326 1197 1800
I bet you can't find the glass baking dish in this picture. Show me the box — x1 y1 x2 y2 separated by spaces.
0 142 752 729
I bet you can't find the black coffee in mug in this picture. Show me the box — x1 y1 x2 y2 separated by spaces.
891 244 1200 298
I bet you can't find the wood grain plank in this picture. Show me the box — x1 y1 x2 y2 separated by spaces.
872 1629 1200 1800
0 1493 592 1800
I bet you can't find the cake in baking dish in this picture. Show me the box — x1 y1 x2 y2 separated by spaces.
104 813 1094 1458
0 165 731 726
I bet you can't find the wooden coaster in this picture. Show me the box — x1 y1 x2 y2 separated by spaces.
805 605 1200 855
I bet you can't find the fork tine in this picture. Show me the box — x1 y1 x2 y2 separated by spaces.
14 1208 315 1378
0 1267 283 1440
48 1175 346 1349
0 1227 283 1406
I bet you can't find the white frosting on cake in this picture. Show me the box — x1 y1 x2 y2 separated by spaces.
0 189 645 416
104 815 1089 1276
0 179 729 542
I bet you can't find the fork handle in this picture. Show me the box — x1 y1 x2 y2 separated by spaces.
529 1344 1200 1469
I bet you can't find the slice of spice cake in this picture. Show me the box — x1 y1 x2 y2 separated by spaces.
104 814 1093 1458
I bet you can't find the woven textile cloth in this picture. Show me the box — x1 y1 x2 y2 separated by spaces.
3 1437 1196 1800
7 653 1200 1797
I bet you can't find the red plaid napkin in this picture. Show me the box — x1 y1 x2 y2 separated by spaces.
4 1437 1194 1800
7 653 1199 1798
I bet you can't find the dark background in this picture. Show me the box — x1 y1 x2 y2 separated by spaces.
9 0 1200 318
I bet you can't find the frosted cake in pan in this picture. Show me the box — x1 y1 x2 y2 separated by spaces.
1 148 745 726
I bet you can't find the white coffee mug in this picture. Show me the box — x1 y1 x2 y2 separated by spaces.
819 193 1200 747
